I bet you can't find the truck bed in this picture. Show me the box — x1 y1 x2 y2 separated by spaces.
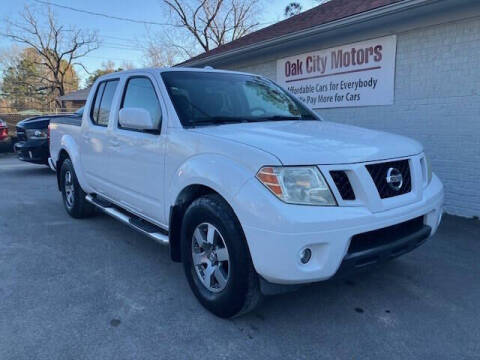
49 116 82 127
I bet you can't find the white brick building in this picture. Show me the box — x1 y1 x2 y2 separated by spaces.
182 0 480 218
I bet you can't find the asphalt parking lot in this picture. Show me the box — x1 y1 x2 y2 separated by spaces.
1 153 479 360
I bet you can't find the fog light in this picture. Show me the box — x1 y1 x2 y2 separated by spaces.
300 248 312 264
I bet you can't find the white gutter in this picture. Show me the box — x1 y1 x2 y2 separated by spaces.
182 0 439 67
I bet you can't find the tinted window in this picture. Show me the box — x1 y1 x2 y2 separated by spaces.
121 77 161 129
90 80 119 126
161 71 318 127
91 82 105 125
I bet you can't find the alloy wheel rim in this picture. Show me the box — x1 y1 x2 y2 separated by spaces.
191 222 230 293
64 170 75 208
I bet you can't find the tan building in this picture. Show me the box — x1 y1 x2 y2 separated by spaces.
181 0 480 218
57 87 91 111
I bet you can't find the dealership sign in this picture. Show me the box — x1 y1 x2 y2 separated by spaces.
276 35 397 109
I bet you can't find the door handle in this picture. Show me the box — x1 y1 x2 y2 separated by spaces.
109 140 120 147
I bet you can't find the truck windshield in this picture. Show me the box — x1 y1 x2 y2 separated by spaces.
161 71 319 127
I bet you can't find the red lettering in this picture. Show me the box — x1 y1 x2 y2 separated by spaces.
331 50 342 69
356 48 365 65
342 51 350 67
296 59 303 75
285 61 291 77
366 47 374 63
285 59 304 76
351 48 357 66
374 45 383 61
306 56 312 73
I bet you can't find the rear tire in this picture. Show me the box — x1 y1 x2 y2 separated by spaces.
60 159 95 219
181 194 262 318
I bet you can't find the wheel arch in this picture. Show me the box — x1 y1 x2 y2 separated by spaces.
168 184 246 263
56 134 90 193
166 154 257 262
55 149 70 190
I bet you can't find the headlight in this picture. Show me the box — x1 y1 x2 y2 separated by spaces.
256 166 337 206
26 128 48 140
422 154 433 185
426 157 432 185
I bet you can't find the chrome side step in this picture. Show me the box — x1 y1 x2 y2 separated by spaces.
85 194 169 245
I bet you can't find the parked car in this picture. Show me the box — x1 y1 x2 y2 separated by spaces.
49 68 444 318
0 118 10 152
14 108 83 165
0 118 8 142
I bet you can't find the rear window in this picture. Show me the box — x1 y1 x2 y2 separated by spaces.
90 79 119 126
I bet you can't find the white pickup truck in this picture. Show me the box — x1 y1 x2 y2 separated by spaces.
49 67 444 317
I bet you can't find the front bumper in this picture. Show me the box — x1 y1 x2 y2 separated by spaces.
233 174 444 285
14 140 49 164
335 221 431 277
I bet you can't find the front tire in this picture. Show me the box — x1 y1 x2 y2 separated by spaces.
181 194 261 318
60 159 95 219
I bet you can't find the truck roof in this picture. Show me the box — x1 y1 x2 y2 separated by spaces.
97 66 256 82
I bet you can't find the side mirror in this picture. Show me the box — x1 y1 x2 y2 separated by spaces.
119 108 156 130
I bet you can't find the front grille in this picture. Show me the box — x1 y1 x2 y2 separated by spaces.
348 216 424 254
330 170 355 200
366 160 411 199
16 127 26 141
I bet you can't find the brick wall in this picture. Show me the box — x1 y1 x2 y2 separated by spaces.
0 114 34 133
227 17 480 218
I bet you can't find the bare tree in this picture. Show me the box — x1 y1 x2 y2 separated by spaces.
0 45 22 74
142 28 196 68
284 0 331 18
163 0 260 53
85 60 136 88
284 2 302 17
144 40 182 67
4 5 99 107
120 61 136 71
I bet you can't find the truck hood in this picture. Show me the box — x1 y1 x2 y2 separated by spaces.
192 121 423 165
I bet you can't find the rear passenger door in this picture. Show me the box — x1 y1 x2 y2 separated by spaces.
81 79 119 193
108 75 167 225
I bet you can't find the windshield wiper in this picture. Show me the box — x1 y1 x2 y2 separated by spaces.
187 115 317 127
254 115 302 121
189 117 248 127
257 115 321 121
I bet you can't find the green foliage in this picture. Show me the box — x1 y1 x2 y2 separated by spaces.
0 48 79 111
1 52 45 111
